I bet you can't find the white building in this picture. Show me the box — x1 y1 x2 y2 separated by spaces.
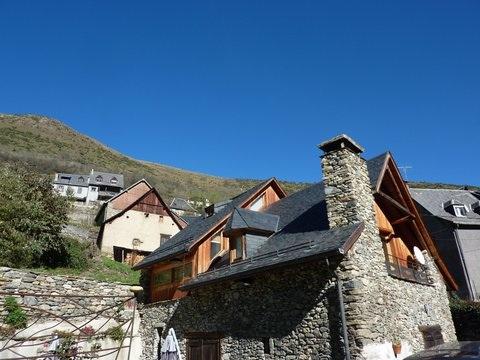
53 170 124 203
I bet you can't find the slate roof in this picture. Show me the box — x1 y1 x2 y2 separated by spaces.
54 173 89 187
366 152 389 190
90 171 124 188
410 188 480 226
224 208 279 235
134 154 388 272
134 179 277 269
182 222 363 290
54 171 124 188
170 197 197 212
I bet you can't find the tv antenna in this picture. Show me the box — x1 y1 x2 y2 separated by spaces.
398 165 413 180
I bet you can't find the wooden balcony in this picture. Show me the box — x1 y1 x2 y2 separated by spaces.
385 254 431 285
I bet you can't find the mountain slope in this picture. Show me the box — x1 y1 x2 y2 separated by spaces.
0 114 308 202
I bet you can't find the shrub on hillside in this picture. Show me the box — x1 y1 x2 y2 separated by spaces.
0 163 79 268
450 295 480 340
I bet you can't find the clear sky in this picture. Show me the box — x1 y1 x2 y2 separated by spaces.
0 1 479 185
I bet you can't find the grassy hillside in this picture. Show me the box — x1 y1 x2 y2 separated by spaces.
0 114 308 202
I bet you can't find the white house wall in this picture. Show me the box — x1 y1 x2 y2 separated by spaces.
101 209 180 255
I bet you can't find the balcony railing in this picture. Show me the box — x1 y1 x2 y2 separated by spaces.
385 253 431 285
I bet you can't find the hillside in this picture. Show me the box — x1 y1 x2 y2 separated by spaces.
0 114 308 202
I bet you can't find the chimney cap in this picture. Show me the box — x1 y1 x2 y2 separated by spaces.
318 134 364 154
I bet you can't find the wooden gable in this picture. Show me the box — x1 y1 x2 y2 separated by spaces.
110 180 152 211
373 154 458 290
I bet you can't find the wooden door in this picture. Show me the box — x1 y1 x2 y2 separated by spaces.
187 337 220 360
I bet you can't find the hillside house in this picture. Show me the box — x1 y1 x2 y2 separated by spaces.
53 170 123 202
411 188 480 301
170 197 199 217
134 135 457 360
96 181 185 265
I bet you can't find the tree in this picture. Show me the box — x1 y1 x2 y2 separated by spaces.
0 163 72 267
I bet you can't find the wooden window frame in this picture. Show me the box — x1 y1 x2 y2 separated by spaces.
229 235 246 263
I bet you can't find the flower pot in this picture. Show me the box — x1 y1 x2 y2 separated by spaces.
392 343 402 357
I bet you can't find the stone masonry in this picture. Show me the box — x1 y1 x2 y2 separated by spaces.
0 267 134 318
320 135 456 359
139 261 346 360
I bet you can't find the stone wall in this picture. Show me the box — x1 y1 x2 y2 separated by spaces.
139 261 346 360
0 267 133 317
321 142 457 359
0 267 142 360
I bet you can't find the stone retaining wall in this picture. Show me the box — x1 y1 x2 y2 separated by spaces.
0 267 134 317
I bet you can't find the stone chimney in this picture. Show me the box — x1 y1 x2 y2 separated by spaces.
318 134 376 229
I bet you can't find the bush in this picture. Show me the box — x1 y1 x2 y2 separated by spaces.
63 237 90 270
105 325 124 342
0 163 72 268
3 296 28 329
450 295 480 340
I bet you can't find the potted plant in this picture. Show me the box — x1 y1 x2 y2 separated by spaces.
392 339 402 357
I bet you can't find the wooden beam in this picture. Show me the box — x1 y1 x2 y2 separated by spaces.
391 214 414 226
377 191 413 216
385 167 409 208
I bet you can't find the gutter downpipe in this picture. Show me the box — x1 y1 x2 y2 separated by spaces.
327 258 351 360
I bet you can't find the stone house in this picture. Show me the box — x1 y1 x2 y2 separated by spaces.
96 180 186 265
134 135 458 360
53 170 124 203
410 187 480 300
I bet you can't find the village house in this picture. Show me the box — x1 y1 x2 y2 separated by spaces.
96 179 186 265
410 187 480 301
170 197 199 217
53 169 124 203
134 134 458 360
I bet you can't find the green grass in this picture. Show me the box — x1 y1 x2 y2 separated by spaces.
27 256 140 285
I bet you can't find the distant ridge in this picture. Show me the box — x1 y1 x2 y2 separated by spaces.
0 113 308 202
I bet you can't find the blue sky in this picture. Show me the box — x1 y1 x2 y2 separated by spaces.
0 1 479 185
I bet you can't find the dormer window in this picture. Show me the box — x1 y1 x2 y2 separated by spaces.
78 176 85 183
95 175 103 182
453 205 467 217
250 194 265 211
111 177 118 184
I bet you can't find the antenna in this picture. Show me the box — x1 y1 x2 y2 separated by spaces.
398 165 413 180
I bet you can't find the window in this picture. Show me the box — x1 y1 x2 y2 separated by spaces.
453 205 467 217
111 177 118 184
159 216 164 223
153 263 192 287
250 195 265 211
91 187 97 192
419 325 444 349
95 175 103 182
210 232 222 259
152 271 172 286
230 236 244 261
78 176 85 183
58 185 64 191
77 187 82 194
160 234 171 246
